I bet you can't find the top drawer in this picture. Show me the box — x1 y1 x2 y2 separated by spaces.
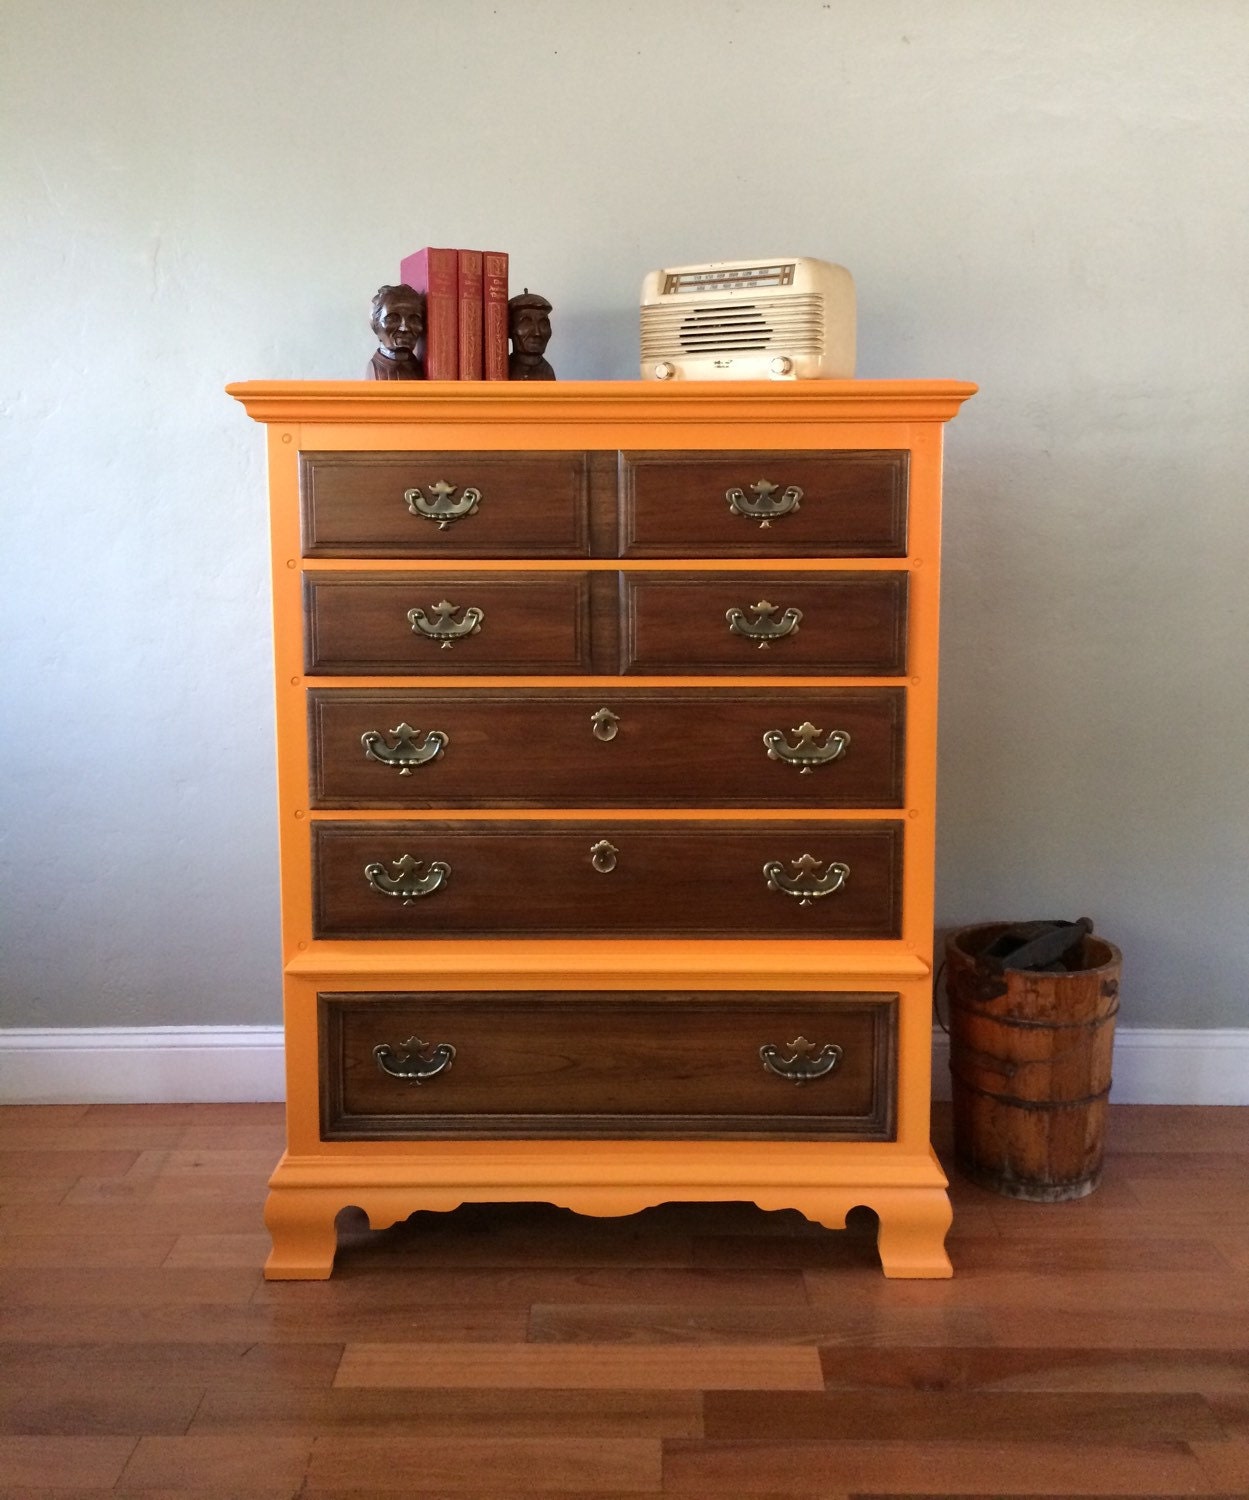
619 450 908 557
299 451 590 558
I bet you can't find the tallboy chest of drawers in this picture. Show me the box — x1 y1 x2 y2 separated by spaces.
228 379 975 1279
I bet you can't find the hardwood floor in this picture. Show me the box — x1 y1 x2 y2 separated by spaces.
0 1101 1246 1496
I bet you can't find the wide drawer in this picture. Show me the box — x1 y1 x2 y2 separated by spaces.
621 570 908 675
319 990 898 1140
311 818 903 939
303 571 603 675
619 450 908 557
299 451 591 557
308 687 906 808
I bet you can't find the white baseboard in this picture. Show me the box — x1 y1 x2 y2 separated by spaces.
0 1024 1246 1106
0 1027 285 1104
932 1026 1249 1106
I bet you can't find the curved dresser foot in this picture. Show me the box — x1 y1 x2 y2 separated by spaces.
263 1185 342 1280
873 1186 954 1278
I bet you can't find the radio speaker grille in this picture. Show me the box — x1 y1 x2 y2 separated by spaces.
641 293 826 358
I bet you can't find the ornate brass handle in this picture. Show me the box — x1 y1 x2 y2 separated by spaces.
404 480 481 530
364 854 450 903
407 599 484 648
590 839 619 873
374 1035 456 1083
759 1036 843 1083
763 853 850 906
763 723 850 774
727 480 803 528
590 707 620 742
726 599 803 648
361 723 449 774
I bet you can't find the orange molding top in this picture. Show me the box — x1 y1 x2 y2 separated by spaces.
283 939 932 983
226 379 977 426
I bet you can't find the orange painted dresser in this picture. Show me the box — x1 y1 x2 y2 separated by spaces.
227 379 975 1279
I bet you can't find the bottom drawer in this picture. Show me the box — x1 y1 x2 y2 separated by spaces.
319 990 897 1141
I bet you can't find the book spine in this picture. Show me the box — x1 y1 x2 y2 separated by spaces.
399 246 458 380
482 251 509 380
457 249 484 380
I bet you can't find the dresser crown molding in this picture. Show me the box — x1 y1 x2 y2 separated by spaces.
227 378 977 426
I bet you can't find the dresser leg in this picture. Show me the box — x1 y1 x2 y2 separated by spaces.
263 1185 341 1280
872 1186 954 1279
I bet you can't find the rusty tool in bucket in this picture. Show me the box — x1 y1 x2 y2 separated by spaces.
977 917 1095 974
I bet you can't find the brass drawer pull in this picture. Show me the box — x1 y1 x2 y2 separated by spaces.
361 723 449 774
726 599 803 648
760 1036 843 1083
763 723 850 774
590 707 620 742
404 480 482 530
364 854 450 903
590 839 619 873
727 480 803 527
407 599 484 648
763 853 850 906
374 1035 457 1084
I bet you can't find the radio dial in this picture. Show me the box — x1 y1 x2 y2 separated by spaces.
653 361 676 381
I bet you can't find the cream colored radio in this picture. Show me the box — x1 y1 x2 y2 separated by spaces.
640 257 856 381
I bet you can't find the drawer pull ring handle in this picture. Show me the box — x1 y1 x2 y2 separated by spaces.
364 854 450 903
374 1036 457 1084
726 599 803 649
361 723 449 774
760 1036 843 1083
590 707 620 742
763 853 850 906
407 599 484 649
727 479 803 528
404 480 481 530
763 723 850 774
590 839 619 874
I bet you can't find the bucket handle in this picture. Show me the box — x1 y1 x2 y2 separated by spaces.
933 958 949 1035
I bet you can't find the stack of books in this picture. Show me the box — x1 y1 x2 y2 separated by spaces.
400 247 509 381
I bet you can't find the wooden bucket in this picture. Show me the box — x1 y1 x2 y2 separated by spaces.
945 922 1122 1201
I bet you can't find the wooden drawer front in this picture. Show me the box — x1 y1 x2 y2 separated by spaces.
621 571 907 675
320 990 898 1140
619 450 908 557
299 451 590 557
312 819 902 939
309 687 905 808
304 572 598 675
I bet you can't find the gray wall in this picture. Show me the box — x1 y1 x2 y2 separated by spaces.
2 1 1246 1029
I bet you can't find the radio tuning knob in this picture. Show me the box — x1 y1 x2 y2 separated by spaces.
769 356 794 376
653 361 676 381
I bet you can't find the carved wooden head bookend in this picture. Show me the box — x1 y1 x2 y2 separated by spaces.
367 283 426 380
507 289 555 380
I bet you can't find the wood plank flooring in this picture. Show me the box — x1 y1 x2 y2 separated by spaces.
0 1101 1246 1496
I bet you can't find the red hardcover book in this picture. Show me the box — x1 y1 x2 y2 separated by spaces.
482 251 509 380
457 249 484 380
399 246 458 380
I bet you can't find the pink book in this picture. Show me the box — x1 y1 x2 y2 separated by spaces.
482 251 509 380
457 249 484 380
399 246 458 380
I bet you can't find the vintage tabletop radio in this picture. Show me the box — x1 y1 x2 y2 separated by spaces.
640 256 856 381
